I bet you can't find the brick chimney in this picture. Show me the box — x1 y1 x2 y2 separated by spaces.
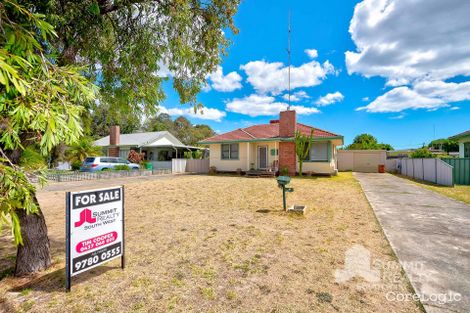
278 110 296 175
108 125 120 157
279 110 296 137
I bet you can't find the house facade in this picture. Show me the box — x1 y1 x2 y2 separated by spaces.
94 126 201 169
199 110 344 175
450 130 470 158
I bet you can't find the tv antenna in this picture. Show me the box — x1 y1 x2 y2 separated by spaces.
287 10 292 110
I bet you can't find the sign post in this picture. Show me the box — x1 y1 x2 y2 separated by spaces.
65 186 125 292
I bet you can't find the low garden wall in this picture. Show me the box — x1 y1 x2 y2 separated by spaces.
44 169 171 182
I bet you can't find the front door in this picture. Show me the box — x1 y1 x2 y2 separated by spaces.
258 146 268 169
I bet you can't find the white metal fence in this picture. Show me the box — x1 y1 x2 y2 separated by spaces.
172 159 187 173
397 158 453 186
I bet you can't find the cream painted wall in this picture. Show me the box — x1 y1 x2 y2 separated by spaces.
296 144 338 175
457 136 470 158
209 141 338 174
209 142 280 171
459 142 464 158
299 160 336 174
209 142 249 171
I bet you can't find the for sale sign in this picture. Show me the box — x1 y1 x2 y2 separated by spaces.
65 186 125 291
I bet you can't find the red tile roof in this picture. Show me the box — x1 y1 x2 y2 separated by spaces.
200 121 341 143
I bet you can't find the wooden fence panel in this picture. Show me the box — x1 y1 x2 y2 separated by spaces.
186 159 209 173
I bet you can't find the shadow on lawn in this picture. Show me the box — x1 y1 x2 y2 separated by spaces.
9 265 119 293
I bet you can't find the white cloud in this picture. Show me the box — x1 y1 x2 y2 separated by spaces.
154 61 172 78
240 59 335 95
450 106 460 111
413 80 470 103
359 80 470 112
390 114 405 119
281 90 310 102
347 0 470 113
305 49 318 59
357 86 446 113
362 97 369 101
346 0 470 83
225 94 319 117
206 66 243 92
160 106 226 122
315 91 345 106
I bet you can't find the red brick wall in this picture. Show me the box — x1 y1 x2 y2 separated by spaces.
108 147 120 157
279 142 296 175
108 126 120 157
110 125 120 145
279 110 297 175
279 110 296 137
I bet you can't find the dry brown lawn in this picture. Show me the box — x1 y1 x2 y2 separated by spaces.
0 173 422 312
396 174 470 205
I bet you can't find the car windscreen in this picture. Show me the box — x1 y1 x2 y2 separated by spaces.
84 157 95 163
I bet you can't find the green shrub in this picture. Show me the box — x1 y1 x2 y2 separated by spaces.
114 165 130 171
280 166 289 176
410 148 435 158
71 160 82 170
193 150 203 159
183 151 193 159
19 146 47 170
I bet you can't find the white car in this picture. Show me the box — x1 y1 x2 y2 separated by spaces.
80 157 140 172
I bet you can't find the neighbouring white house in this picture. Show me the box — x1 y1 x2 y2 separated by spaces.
94 126 202 169
198 110 344 175
449 130 470 158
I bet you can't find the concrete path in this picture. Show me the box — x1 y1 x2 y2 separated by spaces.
354 173 470 313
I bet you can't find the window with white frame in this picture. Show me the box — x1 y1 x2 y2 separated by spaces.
221 143 239 160
308 142 328 161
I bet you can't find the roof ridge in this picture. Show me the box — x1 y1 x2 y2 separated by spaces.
139 131 168 147
240 128 256 138
296 122 339 137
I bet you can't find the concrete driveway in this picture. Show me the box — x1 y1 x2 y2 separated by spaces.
355 173 470 313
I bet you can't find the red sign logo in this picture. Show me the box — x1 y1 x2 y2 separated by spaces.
75 208 96 227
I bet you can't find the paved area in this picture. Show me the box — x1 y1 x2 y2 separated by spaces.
355 173 470 313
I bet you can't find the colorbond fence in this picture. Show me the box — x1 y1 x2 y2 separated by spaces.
399 158 453 186
171 158 210 174
185 159 210 173
442 158 470 185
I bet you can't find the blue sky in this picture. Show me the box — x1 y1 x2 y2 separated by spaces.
159 0 470 149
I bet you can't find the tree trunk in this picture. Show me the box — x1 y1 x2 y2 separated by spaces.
14 197 52 276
